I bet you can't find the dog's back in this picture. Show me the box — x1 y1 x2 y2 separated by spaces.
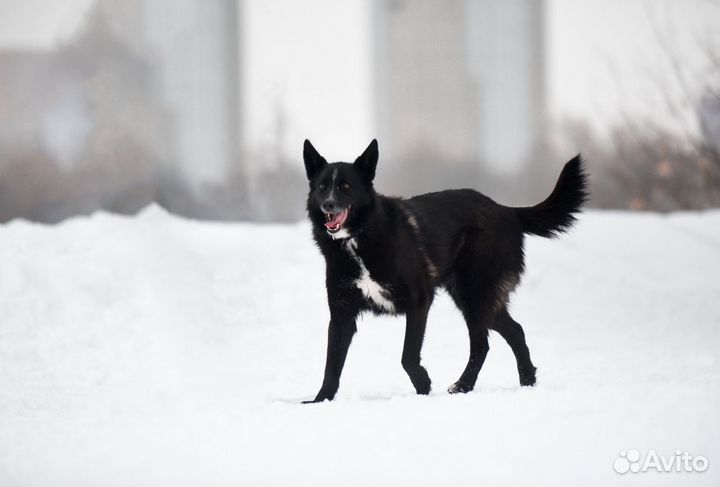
402 154 587 288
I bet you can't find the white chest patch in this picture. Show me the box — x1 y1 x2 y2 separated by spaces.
328 227 351 240
344 238 395 312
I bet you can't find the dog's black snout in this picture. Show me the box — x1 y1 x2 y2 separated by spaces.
321 202 340 213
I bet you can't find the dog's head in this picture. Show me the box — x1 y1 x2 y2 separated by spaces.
303 139 379 239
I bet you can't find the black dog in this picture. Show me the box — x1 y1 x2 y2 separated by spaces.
302 139 587 403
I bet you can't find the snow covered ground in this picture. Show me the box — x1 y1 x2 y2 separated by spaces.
0 205 718 486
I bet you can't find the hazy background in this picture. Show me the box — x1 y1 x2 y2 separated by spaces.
0 0 719 223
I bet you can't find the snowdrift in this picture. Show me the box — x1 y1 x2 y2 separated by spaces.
1 205 718 485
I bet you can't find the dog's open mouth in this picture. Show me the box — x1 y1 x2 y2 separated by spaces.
324 206 350 234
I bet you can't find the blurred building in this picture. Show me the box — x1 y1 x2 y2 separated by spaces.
0 50 84 165
700 92 720 153
0 0 242 186
95 0 242 185
0 21 161 169
0 0 246 222
373 0 545 174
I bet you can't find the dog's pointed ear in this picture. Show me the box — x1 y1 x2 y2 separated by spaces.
303 139 327 180
353 139 378 181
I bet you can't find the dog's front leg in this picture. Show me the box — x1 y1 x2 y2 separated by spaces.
401 301 432 395
304 315 357 403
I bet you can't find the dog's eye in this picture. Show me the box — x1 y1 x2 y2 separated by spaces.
318 183 326 190
339 183 350 190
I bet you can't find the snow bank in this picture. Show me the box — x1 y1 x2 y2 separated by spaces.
1 205 718 486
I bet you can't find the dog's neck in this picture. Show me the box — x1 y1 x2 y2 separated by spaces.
340 194 391 243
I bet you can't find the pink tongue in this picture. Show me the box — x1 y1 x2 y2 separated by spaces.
325 208 348 229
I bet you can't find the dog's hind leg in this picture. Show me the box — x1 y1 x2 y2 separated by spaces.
491 308 537 386
445 269 501 394
447 304 491 394
401 299 432 395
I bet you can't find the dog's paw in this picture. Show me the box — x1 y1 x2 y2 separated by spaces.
301 390 335 404
415 381 431 395
301 398 326 404
407 366 431 395
447 381 473 394
519 366 537 387
413 375 431 395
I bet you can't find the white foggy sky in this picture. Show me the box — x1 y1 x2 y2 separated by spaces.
0 0 718 162
0 0 94 47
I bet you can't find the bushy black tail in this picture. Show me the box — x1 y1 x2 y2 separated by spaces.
515 155 588 238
